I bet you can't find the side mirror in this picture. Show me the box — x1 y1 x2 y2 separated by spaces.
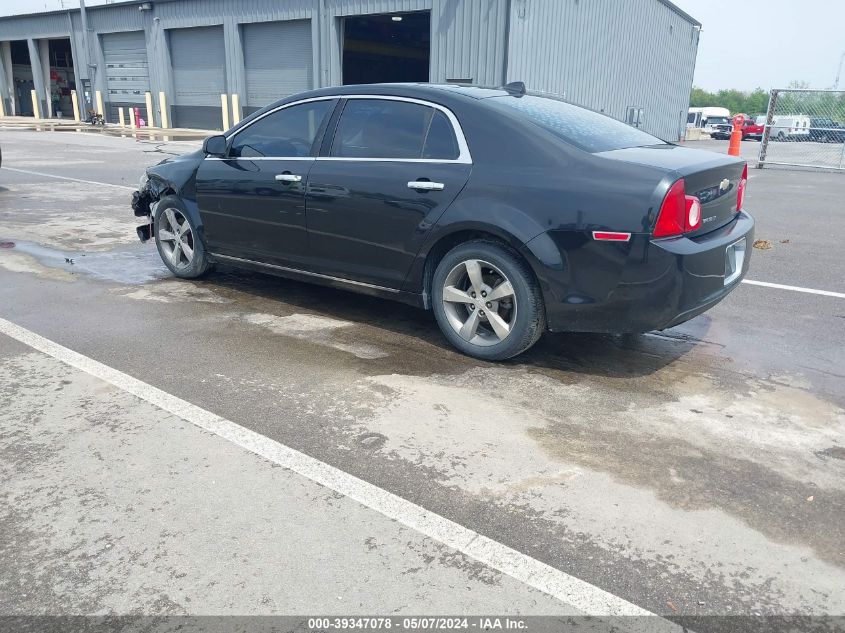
203 134 227 157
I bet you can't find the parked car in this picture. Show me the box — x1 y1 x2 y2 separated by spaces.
132 83 754 360
709 117 735 140
741 117 764 141
770 115 810 141
808 117 845 143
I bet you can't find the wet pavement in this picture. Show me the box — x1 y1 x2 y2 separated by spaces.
1 129 844 631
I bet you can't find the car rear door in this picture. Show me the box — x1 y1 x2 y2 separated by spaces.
305 97 472 289
195 98 337 267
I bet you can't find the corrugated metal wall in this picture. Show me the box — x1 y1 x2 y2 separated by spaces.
0 0 698 137
430 0 508 86
243 20 314 111
102 31 150 106
506 0 699 140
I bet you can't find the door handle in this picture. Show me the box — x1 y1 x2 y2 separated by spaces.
408 180 445 191
275 173 302 183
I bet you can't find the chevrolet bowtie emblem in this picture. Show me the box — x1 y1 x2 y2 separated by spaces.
719 178 730 192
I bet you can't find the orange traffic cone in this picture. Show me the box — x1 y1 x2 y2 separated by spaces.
728 114 744 157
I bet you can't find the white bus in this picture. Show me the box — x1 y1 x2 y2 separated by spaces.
687 107 731 136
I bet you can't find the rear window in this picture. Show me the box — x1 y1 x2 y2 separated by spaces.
487 95 666 153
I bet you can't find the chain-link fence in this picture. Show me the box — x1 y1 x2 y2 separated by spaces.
757 89 845 170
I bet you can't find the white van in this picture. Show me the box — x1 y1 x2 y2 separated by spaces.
770 115 810 141
687 107 731 136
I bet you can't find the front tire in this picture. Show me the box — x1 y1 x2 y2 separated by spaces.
431 241 545 360
154 196 210 279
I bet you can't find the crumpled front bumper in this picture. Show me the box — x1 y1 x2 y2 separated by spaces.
131 187 158 242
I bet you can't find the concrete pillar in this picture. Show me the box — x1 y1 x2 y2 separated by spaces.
145 91 154 127
223 18 243 105
27 39 48 119
158 91 169 128
38 39 52 118
31 89 41 118
231 93 241 125
71 90 81 121
0 41 11 117
1 42 13 115
221 93 230 130
95 90 105 120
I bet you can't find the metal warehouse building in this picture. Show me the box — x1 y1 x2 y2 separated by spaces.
0 0 700 139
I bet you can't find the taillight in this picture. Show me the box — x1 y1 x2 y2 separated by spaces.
736 164 748 212
653 179 702 237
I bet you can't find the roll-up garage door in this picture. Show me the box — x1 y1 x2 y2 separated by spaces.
102 31 150 122
243 20 313 113
169 25 226 129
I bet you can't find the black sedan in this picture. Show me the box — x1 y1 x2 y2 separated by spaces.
132 83 753 360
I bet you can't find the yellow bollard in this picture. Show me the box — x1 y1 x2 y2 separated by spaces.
118 107 125 127
144 91 154 127
221 93 230 130
231 93 241 125
0 96 5 118
128 106 137 129
71 90 81 122
158 91 169 128
95 91 105 123
31 89 40 119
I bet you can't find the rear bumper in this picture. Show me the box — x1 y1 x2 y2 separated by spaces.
528 211 755 333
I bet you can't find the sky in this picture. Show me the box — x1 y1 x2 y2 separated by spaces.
668 0 844 91
1 0 844 93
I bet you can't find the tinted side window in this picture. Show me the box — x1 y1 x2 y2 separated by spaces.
331 99 431 159
423 111 460 160
230 100 334 158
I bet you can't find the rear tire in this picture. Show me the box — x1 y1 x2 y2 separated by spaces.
154 196 211 279
431 240 545 361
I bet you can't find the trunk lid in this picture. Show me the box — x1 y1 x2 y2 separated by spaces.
596 144 746 237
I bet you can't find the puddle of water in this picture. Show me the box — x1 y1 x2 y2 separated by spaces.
0 239 168 285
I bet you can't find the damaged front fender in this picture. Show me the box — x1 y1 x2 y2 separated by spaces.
131 148 205 242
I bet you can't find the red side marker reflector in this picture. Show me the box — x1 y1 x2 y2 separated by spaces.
592 231 631 242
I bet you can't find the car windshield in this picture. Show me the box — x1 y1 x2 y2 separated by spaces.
708 117 730 125
487 95 666 153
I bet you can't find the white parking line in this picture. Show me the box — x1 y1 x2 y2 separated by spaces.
742 279 845 299
1 166 136 191
0 316 680 632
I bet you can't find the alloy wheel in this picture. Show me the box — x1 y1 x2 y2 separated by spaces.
158 207 195 269
441 259 517 347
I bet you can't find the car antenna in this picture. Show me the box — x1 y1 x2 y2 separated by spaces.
503 81 526 97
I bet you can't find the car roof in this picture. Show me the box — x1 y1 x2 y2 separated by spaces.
267 83 514 109
321 83 509 98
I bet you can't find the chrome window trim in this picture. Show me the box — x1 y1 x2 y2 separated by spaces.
213 93 472 165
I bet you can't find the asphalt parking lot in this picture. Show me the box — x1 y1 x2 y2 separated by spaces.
1 129 844 632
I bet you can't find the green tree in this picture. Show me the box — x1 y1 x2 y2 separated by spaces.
689 86 772 116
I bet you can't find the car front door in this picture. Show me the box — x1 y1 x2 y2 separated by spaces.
195 98 337 267
305 97 472 289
